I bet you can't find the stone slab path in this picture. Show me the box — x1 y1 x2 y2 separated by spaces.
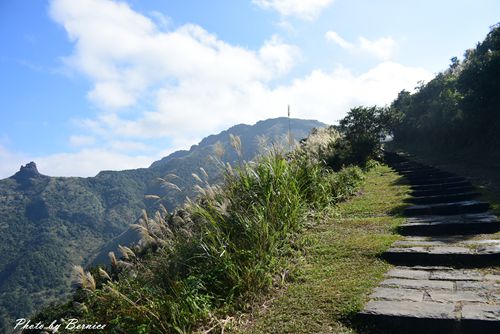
359 153 500 333
398 213 500 236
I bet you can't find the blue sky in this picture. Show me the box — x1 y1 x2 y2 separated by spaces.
0 0 498 177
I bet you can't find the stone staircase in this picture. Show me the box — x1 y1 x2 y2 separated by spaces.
359 152 500 333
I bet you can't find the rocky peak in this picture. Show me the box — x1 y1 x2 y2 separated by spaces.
12 162 43 182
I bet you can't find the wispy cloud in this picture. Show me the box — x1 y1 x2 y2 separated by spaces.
325 31 353 49
253 0 334 21
326 31 398 60
69 135 97 146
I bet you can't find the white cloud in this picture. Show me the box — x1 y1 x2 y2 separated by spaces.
50 0 297 112
359 36 398 60
49 0 301 138
107 140 153 152
272 61 432 123
259 35 301 75
78 61 431 141
276 19 295 33
148 11 171 30
0 145 29 179
0 143 159 178
69 135 96 146
3 0 432 178
326 31 398 60
253 0 334 20
325 31 353 49
35 149 156 177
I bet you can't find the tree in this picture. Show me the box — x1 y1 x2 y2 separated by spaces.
327 106 391 169
458 23 500 144
387 23 500 153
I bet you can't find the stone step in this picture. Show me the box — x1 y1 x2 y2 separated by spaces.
364 153 500 332
412 185 476 198
391 161 430 168
391 165 420 171
382 237 500 267
398 166 447 173
384 153 411 164
387 155 417 163
406 176 467 186
406 192 481 205
393 236 500 247
384 152 409 162
405 172 456 182
404 200 490 216
410 180 472 191
358 266 500 333
398 213 500 236
394 166 437 173
394 161 430 167
385 158 409 165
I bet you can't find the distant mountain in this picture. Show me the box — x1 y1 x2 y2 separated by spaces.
0 117 325 332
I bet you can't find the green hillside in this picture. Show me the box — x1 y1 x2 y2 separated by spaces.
0 117 324 332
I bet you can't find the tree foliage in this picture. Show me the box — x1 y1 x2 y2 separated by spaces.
390 23 500 152
327 106 393 169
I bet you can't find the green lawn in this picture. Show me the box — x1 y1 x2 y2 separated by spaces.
233 164 410 334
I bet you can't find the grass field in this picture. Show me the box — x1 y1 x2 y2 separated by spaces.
232 164 410 334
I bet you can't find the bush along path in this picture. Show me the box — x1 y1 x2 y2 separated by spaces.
359 152 500 333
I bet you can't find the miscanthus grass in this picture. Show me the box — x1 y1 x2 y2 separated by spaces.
33 130 366 334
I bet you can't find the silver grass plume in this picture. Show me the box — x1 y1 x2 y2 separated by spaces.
118 245 136 260
213 140 225 158
158 178 181 192
192 172 203 184
73 265 96 291
98 268 111 281
229 134 242 157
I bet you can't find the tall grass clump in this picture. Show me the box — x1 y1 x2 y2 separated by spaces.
32 130 366 334
187 151 307 302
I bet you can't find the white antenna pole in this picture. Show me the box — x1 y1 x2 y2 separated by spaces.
288 105 292 149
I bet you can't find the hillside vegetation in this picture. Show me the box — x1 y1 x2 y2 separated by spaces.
388 23 500 158
383 23 500 213
0 118 323 333
31 107 388 333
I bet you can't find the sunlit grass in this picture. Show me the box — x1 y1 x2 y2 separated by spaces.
236 164 410 334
